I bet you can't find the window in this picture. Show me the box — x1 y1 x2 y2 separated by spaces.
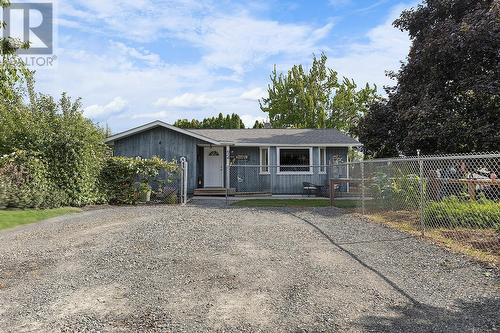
278 148 312 173
260 147 269 173
319 148 327 173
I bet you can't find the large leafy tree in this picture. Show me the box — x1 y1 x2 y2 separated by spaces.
259 53 379 134
360 0 500 156
174 113 245 129
1 0 32 103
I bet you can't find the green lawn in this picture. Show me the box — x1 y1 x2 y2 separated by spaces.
232 199 360 208
0 207 81 231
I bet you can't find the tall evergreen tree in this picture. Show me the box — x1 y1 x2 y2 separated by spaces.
173 113 246 129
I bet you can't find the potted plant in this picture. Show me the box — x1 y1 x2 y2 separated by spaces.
138 181 152 203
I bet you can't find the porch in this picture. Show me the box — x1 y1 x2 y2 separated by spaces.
195 145 351 197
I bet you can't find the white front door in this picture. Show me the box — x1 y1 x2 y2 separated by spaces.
204 147 224 187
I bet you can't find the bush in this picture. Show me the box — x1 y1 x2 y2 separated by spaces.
424 196 500 230
0 151 66 209
100 156 179 205
369 170 422 209
0 94 110 206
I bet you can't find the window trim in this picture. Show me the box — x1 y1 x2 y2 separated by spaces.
259 147 270 174
276 147 313 175
319 147 327 174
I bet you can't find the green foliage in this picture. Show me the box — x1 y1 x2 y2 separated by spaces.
424 196 500 230
0 151 66 209
360 0 500 156
259 53 379 134
174 113 245 129
1 0 33 104
369 170 422 209
100 156 178 205
0 207 81 231
0 93 110 206
253 120 265 128
358 101 400 158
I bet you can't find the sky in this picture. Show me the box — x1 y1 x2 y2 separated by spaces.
31 0 415 132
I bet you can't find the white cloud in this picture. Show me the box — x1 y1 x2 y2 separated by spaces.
110 41 161 66
37 0 413 132
154 93 217 108
240 114 266 128
190 15 333 74
84 97 128 118
329 3 411 91
240 87 266 101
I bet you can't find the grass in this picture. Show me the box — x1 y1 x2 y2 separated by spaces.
0 207 81 231
232 198 361 208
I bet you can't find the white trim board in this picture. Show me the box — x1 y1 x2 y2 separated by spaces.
276 147 314 175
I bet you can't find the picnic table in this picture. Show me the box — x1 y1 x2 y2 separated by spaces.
430 178 500 200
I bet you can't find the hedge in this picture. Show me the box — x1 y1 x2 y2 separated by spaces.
100 156 179 205
0 151 66 209
424 196 500 230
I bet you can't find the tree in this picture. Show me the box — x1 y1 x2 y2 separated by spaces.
360 0 500 156
253 120 265 128
259 53 379 134
174 113 246 129
358 100 399 158
1 0 32 104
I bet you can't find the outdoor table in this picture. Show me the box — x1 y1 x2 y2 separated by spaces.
431 178 500 200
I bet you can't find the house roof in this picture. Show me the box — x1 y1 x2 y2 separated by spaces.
105 120 361 147
189 128 361 146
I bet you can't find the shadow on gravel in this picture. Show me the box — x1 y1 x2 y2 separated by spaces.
288 212 420 305
358 297 500 332
290 211 500 332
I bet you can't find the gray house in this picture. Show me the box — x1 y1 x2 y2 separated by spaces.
105 120 361 195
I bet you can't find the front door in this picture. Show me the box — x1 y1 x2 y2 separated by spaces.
204 147 224 187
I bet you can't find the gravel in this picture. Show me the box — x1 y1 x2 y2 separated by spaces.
0 202 498 332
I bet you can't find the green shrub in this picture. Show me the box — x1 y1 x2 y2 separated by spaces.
369 170 423 210
0 94 110 206
100 156 179 205
0 150 66 209
424 196 500 230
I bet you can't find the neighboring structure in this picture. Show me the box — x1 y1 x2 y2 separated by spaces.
105 120 361 195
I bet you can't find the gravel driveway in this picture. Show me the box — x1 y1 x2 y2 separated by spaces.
0 202 498 332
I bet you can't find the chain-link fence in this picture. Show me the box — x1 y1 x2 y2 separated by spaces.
149 160 188 205
228 165 336 196
331 153 500 257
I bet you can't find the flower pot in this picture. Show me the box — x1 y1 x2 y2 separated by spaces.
139 189 152 202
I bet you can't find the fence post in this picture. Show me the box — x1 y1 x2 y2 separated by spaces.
180 157 188 205
418 154 425 236
361 161 366 215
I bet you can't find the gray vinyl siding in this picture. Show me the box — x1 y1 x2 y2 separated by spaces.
112 127 208 193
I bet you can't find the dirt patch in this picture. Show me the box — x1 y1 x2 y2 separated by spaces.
366 210 500 268
440 230 500 255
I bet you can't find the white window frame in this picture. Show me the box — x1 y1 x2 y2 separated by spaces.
259 147 270 174
276 147 313 175
319 147 327 174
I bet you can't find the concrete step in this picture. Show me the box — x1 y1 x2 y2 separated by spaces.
194 188 235 196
